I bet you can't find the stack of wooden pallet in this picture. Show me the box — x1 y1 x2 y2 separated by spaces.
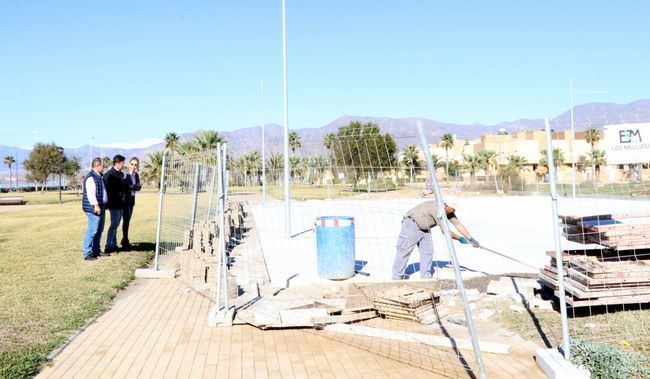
372 285 439 323
539 212 650 307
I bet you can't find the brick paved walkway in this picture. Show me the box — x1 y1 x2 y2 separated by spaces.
37 278 438 379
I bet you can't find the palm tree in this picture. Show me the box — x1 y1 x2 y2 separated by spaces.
585 127 600 153
235 151 262 186
309 155 328 185
463 154 486 185
323 132 336 150
400 144 420 184
289 155 301 181
289 131 301 153
193 130 226 151
440 133 454 180
3 155 15 191
142 151 164 188
164 132 180 152
266 153 284 183
588 149 607 179
540 148 565 168
103 156 112 167
431 154 444 170
506 155 528 172
176 141 197 156
478 150 497 175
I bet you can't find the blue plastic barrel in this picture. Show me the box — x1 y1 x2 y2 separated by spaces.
315 216 356 280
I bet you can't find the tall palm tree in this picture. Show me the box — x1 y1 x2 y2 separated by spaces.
463 154 486 184
164 132 180 152
440 133 454 180
3 155 15 190
142 151 164 188
193 130 226 151
585 127 600 153
400 144 420 184
323 132 336 150
289 131 301 153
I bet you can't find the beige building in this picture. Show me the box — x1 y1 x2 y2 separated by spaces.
428 130 601 166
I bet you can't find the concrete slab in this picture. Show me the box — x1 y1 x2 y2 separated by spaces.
252 196 640 288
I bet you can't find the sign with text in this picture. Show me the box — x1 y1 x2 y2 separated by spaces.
603 123 650 164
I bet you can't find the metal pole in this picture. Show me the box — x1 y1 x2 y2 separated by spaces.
221 144 229 310
190 162 201 230
544 118 571 359
216 143 223 308
154 153 167 271
570 79 576 198
261 80 267 205
206 164 217 219
282 0 291 237
417 121 487 379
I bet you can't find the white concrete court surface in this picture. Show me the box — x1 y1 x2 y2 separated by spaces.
252 195 645 288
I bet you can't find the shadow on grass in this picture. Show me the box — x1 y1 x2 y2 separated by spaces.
125 242 155 252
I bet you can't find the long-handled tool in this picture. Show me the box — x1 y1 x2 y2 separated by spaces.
477 244 538 271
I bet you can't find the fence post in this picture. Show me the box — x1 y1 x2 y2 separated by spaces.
154 153 167 271
221 144 230 310
216 143 224 309
190 162 201 230
417 121 487 379
544 118 571 359
206 164 217 219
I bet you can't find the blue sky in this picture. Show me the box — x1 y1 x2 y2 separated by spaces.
1 1 649 148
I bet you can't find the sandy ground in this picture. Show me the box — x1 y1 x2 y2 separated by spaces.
251 194 646 287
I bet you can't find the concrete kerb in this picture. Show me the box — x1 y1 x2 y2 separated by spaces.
535 348 590 379
134 268 178 279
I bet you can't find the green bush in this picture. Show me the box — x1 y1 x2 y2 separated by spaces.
570 339 650 379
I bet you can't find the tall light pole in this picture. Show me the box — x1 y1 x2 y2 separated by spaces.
261 80 267 205
569 79 576 198
57 146 64 205
282 0 291 237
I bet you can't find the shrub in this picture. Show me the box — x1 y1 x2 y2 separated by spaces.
570 339 650 379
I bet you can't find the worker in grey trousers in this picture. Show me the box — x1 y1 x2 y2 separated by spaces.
391 201 480 280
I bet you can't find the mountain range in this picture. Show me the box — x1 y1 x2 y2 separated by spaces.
2 99 650 177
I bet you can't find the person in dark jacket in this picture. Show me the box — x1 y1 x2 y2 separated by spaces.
103 154 127 253
121 156 142 250
81 158 108 260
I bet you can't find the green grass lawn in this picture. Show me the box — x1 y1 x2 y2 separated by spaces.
0 193 158 378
